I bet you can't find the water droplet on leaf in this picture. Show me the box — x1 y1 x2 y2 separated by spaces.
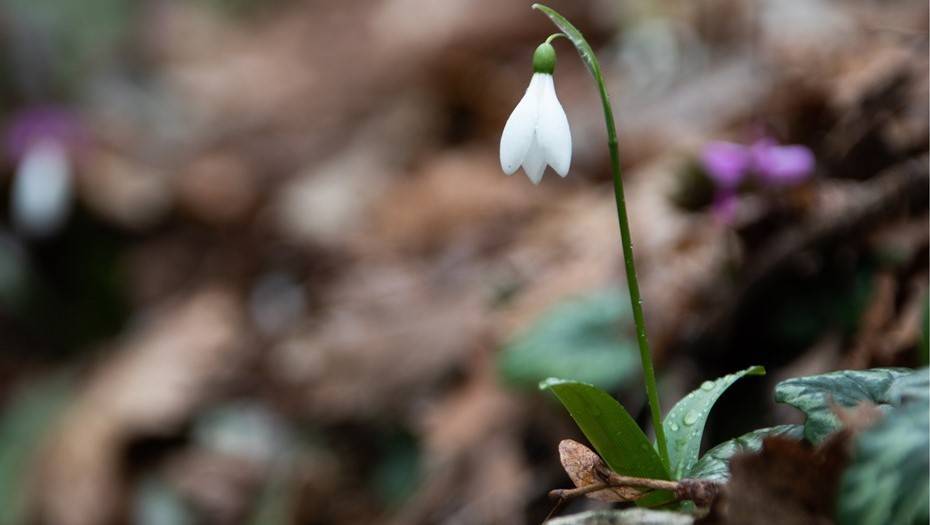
683 410 700 426
700 380 715 391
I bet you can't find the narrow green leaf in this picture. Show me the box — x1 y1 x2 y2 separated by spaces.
774 368 912 444
837 388 929 525
688 425 803 481
541 379 669 480
662 366 766 479
532 4 602 82
498 290 639 390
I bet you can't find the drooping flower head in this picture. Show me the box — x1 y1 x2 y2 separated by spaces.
4 107 83 238
4 106 84 162
500 42 572 184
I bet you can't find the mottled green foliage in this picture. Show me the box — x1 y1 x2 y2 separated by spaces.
775 368 912 443
837 369 929 525
689 425 803 481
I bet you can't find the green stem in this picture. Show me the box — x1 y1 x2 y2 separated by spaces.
531 3 670 470
598 73 669 472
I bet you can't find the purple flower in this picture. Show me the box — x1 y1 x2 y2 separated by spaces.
700 141 751 190
4 106 84 162
4 106 83 238
711 190 738 224
750 139 815 186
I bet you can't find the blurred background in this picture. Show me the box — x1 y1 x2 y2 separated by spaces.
0 0 926 523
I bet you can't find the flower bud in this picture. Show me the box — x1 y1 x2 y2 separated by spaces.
532 42 557 74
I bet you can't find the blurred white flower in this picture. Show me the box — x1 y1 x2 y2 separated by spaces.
500 44 571 184
11 139 73 238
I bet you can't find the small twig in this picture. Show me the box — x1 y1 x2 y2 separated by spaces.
549 482 610 500
602 472 679 493
549 473 722 507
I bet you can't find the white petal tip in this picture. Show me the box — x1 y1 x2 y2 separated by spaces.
524 167 545 185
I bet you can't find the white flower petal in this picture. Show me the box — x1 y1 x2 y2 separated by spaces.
521 138 546 184
500 74 543 175
536 74 572 177
12 140 72 238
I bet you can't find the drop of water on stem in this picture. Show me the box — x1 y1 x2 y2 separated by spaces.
700 380 715 391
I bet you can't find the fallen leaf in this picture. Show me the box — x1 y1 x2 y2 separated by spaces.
699 434 849 525
558 439 643 503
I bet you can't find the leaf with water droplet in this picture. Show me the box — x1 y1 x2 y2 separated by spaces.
662 366 765 479
683 410 700 426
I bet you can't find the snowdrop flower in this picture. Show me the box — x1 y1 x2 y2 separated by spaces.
11 139 73 238
5 107 83 238
500 42 571 184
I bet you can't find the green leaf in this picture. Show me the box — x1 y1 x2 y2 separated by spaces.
135 477 194 525
688 425 803 481
499 290 639 390
885 367 929 405
774 368 913 443
662 366 766 479
7 0 135 87
371 432 421 508
532 4 603 82
540 379 669 480
0 373 74 525
837 386 929 525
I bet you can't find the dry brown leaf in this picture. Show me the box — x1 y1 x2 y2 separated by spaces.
164 450 262 523
270 260 487 420
33 288 249 525
390 364 528 525
558 439 644 503
699 434 849 525
176 152 259 226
